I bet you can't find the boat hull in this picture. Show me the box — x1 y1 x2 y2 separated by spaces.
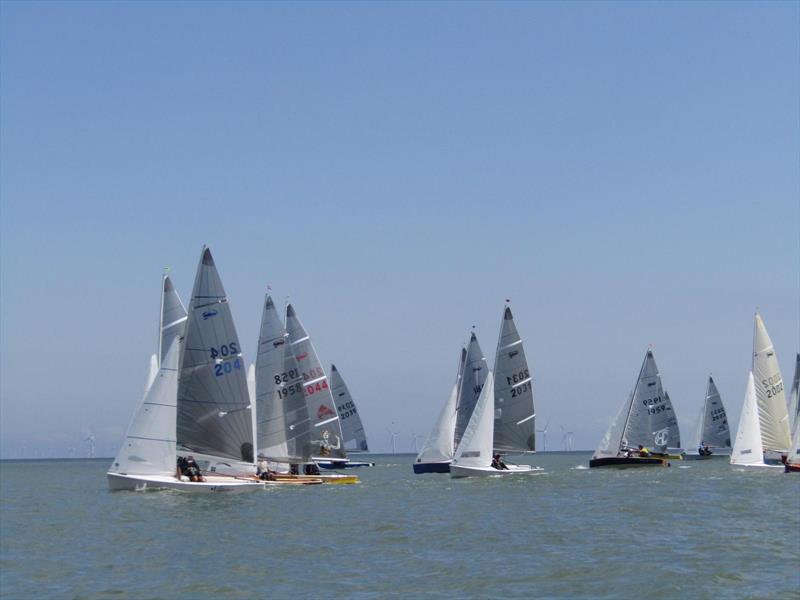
450 464 540 478
589 456 668 468
317 460 374 469
413 461 452 474
784 462 800 473
272 473 359 485
107 472 264 493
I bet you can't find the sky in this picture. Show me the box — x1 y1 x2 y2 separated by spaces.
1 1 798 458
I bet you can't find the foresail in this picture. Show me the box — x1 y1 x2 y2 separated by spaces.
452 371 495 469
159 276 187 366
752 313 791 451
330 365 369 452
416 347 465 464
702 376 731 448
110 338 180 477
594 391 632 458
255 296 311 463
621 350 679 451
286 304 347 460
454 332 488 450
176 247 254 463
731 372 765 466
493 307 536 452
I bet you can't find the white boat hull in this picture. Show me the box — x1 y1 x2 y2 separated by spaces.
107 472 264 493
450 464 542 478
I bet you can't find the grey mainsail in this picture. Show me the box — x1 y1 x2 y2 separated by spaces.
788 353 800 435
752 312 791 452
176 247 254 463
330 364 369 452
255 295 311 463
700 376 730 449
285 303 347 460
493 306 536 452
454 332 488 450
159 275 187 367
620 350 680 451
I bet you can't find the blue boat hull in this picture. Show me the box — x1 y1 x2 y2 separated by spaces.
413 462 451 474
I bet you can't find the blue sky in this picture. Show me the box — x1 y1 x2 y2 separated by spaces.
1 1 798 457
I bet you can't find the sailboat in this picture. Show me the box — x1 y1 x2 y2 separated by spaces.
685 376 731 459
589 349 678 468
414 332 488 473
783 414 800 472
108 272 263 492
493 306 536 453
730 372 780 468
450 372 538 477
751 312 792 464
285 303 349 466
327 364 374 468
787 353 800 436
413 347 466 473
175 247 260 478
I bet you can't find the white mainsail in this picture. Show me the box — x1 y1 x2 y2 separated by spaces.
285 303 347 460
109 338 181 477
454 332 488 450
176 247 254 463
731 372 766 466
330 364 369 452
620 350 680 451
788 353 800 435
416 347 466 465
593 390 634 459
752 312 791 452
144 354 159 395
493 306 536 453
452 371 496 469
255 296 311 463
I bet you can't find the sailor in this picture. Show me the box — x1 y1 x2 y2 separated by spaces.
637 445 650 457
181 455 204 482
491 454 501 470
702 443 712 456
698 442 706 456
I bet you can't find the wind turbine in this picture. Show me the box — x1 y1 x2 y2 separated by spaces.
387 424 400 454
536 419 550 452
85 434 96 458
411 431 424 454
560 426 574 451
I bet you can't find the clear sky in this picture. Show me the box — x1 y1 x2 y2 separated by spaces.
1 1 798 457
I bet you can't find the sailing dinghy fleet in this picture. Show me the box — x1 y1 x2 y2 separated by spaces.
108 247 368 492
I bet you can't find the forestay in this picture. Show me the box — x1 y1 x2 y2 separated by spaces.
285 304 347 460
416 347 466 464
620 350 680 451
454 332 488 450
176 247 254 463
330 365 369 452
255 296 311 463
731 372 766 466
493 306 536 453
752 313 791 452
452 371 496 469
109 338 181 477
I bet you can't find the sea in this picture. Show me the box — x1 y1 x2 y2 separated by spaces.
1 453 798 599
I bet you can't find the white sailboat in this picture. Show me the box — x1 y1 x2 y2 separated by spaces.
493 306 536 453
751 312 792 463
285 303 348 465
685 376 731 459
450 372 538 478
175 247 260 477
590 349 677 468
108 270 263 492
414 347 466 473
730 372 780 468
784 413 800 472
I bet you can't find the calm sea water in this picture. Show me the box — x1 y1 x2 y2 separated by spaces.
1 454 798 599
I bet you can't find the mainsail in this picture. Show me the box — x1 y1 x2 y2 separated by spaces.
699 376 730 449
493 306 536 452
109 338 181 477
415 347 466 464
159 275 187 366
620 350 680 451
330 365 369 452
593 390 634 459
285 303 347 460
176 247 254 463
452 371 496 469
788 353 800 435
255 295 311 463
454 332 488 450
752 312 791 452
731 372 766 466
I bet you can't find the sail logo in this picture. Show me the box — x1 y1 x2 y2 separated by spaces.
296 353 308 361
653 428 669 446
273 339 285 347
202 310 218 320
508 350 518 359
317 405 336 419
